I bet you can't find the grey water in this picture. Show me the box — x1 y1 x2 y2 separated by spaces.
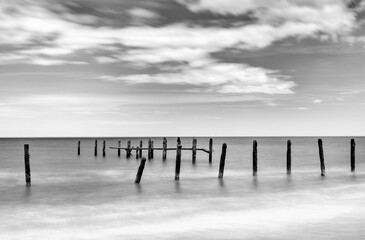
1 137 365 240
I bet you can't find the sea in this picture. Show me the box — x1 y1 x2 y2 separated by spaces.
0 137 365 240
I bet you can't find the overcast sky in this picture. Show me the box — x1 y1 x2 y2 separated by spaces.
1 0 365 137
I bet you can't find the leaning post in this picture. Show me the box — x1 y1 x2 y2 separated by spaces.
218 143 227 178
135 157 147 184
318 139 325 176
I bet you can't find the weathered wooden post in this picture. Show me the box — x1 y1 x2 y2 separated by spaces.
175 137 182 181
318 139 325 176
151 140 154 159
135 157 147 184
148 138 152 160
139 141 143 157
287 140 291 174
209 138 213 163
126 140 131 158
118 140 121 157
77 140 80 155
136 147 140 159
192 138 197 164
351 139 355 172
94 139 97 156
24 144 31 186
162 137 167 161
218 143 227 178
253 140 258 176
103 140 106 157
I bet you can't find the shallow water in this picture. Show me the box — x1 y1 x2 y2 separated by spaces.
1 137 365 239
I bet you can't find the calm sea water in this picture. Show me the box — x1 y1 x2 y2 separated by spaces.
1 137 365 240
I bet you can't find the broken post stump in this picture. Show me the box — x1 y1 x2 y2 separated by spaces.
287 140 291 174
318 139 325 176
162 137 167 161
24 144 31 186
218 143 227 178
118 140 121 157
77 140 80 155
192 138 197 164
209 138 213 163
103 140 106 157
94 139 97 156
351 139 355 172
175 137 182 181
135 157 147 184
127 140 131 158
253 140 258 176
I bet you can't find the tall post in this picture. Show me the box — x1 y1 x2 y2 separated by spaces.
162 137 167 161
103 140 106 157
218 143 227 178
135 157 147 184
148 138 152 160
192 138 197 164
127 140 131 158
209 138 213 164
24 144 31 186
94 139 97 156
77 140 80 156
318 139 325 176
253 140 258 176
287 140 291 174
351 139 355 172
139 141 143 157
151 140 154 159
118 140 121 157
175 137 182 181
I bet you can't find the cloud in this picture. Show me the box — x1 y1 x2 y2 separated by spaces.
128 8 160 19
313 99 322 103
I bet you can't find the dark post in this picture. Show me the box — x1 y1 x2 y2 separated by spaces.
351 139 355 172
135 157 147 184
318 139 325 176
103 140 106 157
175 137 182 181
151 140 154 159
192 138 197 164
253 140 258 176
139 141 143 157
118 140 121 157
162 137 167 161
94 139 97 156
24 144 31 186
209 138 213 163
77 140 80 155
127 140 131 158
218 143 227 178
287 140 291 174
148 138 152 160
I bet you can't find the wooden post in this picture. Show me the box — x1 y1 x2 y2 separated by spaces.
162 137 167 161
77 140 80 155
218 143 227 178
94 139 97 156
103 140 106 157
351 139 355 172
139 141 143 157
24 144 31 186
192 138 197 164
318 139 325 176
118 140 121 157
136 147 140 159
209 138 213 163
127 140 131 158
135 157 147 184
148 138 152 160
175 137 182 181
287 140 291 174
151 140 154 159
253 140 258 176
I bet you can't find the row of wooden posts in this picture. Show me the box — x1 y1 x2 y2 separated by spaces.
23 138 357 186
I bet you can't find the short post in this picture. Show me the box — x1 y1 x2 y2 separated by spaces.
139 141 143 157
94 139 97 156
118 140 121 157
318 139 325 176
127 140 131 158
77 140 80 155
192 138 197 164
148 138 152 160
218 143 227 178
151 140 154 159
287 140 291 174
162 137 167 161
253 140 258 176
175 137 182 181
24 144 31 186
351 139 355 172
135 157 147 184
209 138 213 163
136 147 140 159
103 140 106 157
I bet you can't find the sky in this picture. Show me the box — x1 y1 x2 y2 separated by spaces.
1 0 365 137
